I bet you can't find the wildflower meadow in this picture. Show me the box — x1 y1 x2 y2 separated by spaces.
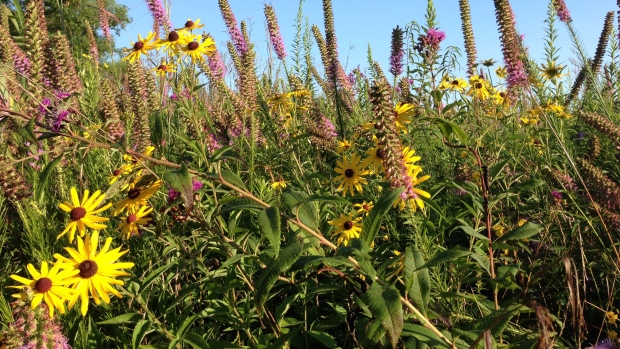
1 0 620 347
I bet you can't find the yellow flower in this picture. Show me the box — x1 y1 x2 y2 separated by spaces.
118 205 153 240
108 164 133 185
492 224 505 237
397 174 432 212
112 180 162 216
156 30 191 54
495 66 507 79
394 103 415 134
152 62 177 77
271 179 288 190
334 153 368 196
9 261 78 317
362 144 386 174
440 77 468 92
180 18 205 31
55 231 134 316
122 32 157 63
336 139 353 153
607 311 618 325
328 214 362 246
493 90 510 108
402 146 422 176
353 201 374 216
518 219 528 226
610 330 618 340
467 76 491 101
181 35 216 63
58 188 112 243
539 61 566 81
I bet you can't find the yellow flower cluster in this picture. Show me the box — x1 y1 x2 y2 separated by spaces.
122 19 215 66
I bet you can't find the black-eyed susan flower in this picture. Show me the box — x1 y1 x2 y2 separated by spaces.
607 311 618 325
467 75 491 101
122 32 157 63
181 35 216 63
123 146 155 171
58 188 112 243
271 179 288 190
353 201 374 216
152 62 177 77
539 61 566 81
440 77 468 92
402 146 422 175
9 261 78 317
155 30 190 54
112 180 162 216
334 153 368 196
180 18 205 31
118 206 153 240
328 213 362 246
108 164 132 185
394 103 415 134
55 231 134 316
495 66 507 79
362 144 386 174
336 139 353 153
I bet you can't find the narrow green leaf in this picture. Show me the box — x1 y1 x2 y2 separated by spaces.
308 331 338 348
219 170 247 190
401 324 450 348
508 178 545 192
177 314 200 339
35 157 61 202
97 313 143 325
404 247 430 315
366 283 404 349
267 328 300 349
489 159 510 182
164 164 194 212
257 207 281 257
255 242 305 309
132 320 152 349
361 188 402 246
472 304 528 337
183 333 209 349
417 249 472 270
282 190 319 231
495 222 543 243
140 262 176 291
456 225 488 241
151 111 164 148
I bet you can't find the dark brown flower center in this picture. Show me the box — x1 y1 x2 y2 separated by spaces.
127 214 138 224
78 260 98 278
188 41 199 50
344 169 354 178
343 221 353 230
185 20 194 28
475 82 483 89
376 148 386 159
499 92 506 97
134 41 144 50
362 204 370 211
168 31 179 41
158 64 167 71
113 169 121 176
451 80 459 85
70 207 86 221
128 189 141 199
35 277 52 293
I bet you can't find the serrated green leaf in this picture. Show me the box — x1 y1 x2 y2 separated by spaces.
164 164 193 212
220 170 247 190
417 249 472 270
282 190 319 231
472 304 528 337
97 313 143 325
404 247 430 315
361 188 402 246
177 313 200 339
255 242 305 309
132 320 152 349
366 283 404 349
35 157 61 202
495 222 543 243
258 207 281 257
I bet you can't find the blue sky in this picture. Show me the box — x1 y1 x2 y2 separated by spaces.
115 0 618 78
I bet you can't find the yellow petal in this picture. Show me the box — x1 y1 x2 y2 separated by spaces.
70 187 80 207
27 264 41 279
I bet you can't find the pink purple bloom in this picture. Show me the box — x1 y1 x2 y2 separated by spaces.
208 50 227 80
553 0 572 22
389 26 404 76
13 51 31 76
264 4 287 60
206 133 222 154
145 0 172 33
585 339 615 349
322 116 338 139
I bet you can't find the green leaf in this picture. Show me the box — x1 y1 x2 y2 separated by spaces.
183 333 209 349
255 242 305 309
495 222 543 243
404 247 430 315
177 314 200 339
267 328 300 349
282 190 319 231
361 188 402 246
456 225 488 241
19 117 40 148
472 304 528 337
402 324 450 348
164 164 194 212
296 194 351 207
489 159 510 183
97 313 143 325
258 207 281 257
508 178 545 192
140 262 176 292
151 111 164 148
417 249 472 270
219 170 247 191
428 118 469 145
35 157 61 202
132 320 152 349
308 331 338 348
366 283 404 349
